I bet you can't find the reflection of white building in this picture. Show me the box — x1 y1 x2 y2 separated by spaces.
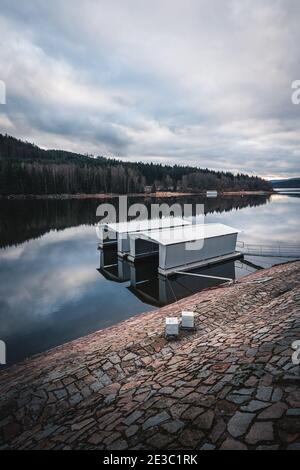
98 246 131 282
98 246 237 308
129 260 237 307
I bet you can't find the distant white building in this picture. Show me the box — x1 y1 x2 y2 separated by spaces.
144 185 153 194
206 190 218 197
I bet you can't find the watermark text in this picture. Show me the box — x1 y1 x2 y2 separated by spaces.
291 80 300 105
0 340 6 365
0 80 6 105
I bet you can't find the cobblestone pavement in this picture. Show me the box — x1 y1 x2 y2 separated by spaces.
0 261 300 450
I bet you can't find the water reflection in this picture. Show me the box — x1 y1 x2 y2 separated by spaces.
205 194 300 245
0 226 155 366
98 245 239 307
98 247 131 283
0 193 299 366
0 194 269 249
129 259 237 307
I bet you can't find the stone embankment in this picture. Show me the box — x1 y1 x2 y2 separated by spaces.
0 261 299 450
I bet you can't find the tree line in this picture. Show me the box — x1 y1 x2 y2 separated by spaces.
0 134 272 195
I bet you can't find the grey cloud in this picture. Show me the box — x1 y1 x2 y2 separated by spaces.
0 0 299 177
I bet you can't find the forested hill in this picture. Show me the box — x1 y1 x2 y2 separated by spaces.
0 134 272 195
271 178 300 188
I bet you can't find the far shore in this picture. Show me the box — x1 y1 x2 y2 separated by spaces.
0 190 274 200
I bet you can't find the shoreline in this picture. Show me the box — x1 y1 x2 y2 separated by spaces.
1 260 299 450
0 190 273 200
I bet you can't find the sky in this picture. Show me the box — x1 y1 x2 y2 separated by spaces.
0 0 299 178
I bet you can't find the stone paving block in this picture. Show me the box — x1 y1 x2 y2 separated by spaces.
245 422 274 444
142 411 170 430
220 438 247 450
227 411 255 438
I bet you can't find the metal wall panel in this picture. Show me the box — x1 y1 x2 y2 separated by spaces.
160 234 238 269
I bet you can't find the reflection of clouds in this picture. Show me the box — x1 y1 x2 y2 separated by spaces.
6 267 96 318
206 195 300 244
39 225 97 244
0 225 97 261
51 267 96 291
0 244 26 261
0 225 99 335
0 220 154 360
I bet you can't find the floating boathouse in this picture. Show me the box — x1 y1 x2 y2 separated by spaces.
127 223 241 276
98 217 190 257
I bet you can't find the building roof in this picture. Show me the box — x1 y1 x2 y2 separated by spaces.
102 217 190 234
133 223 240 246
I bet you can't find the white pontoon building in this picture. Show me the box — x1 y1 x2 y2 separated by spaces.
98 217 191 257
128 223 241 276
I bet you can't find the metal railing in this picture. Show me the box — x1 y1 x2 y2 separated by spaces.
237 240 300 258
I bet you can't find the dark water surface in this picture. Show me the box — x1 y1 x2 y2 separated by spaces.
0 194 299 366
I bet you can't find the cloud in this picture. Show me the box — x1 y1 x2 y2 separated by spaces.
0 0 299 177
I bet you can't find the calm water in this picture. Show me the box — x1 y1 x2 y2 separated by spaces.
0 193 299 366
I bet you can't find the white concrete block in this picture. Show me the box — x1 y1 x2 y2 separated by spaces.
182 311 195 328
165 317 179 336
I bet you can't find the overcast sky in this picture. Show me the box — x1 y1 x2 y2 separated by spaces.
0 0 299 178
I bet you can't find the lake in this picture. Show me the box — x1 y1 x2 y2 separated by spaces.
0 193 299 366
